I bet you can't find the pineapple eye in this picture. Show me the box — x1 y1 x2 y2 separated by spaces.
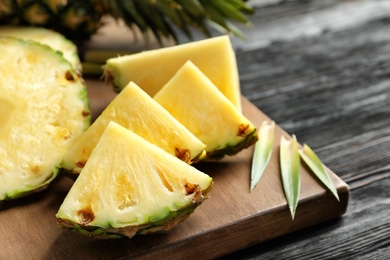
82 110 90 117
185 182 204 204
184 182 198 195
75 161 86 168
237 124 250 137
77 208 95 226
175 148 191 164
65 70 75 81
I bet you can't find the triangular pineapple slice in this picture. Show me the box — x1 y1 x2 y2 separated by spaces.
62 81 206 176
154 61 258 160
104 36 241 110
0 37 90 200
56 122 213 238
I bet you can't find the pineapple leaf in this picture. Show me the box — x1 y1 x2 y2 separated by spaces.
0 0 253 43
133 1 175 43
107 0 253 43
209 0 250 24
202 2 245 39
299 144 340 201
180 0 206 17
156 2 193 39
228 0 255 14
250 121 275 192
280 135 301 220
118 1 148 29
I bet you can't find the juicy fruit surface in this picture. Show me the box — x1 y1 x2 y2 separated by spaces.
0 26 81 71
0 37 90 200
56 122 213 238
104 36 242 110
61 82 206 175
154 61 258 160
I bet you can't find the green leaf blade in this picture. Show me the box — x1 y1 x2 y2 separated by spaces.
299 144 340 201
280 135 301 220
250 121 275 192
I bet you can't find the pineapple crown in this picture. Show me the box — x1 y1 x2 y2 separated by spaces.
0 0 253 43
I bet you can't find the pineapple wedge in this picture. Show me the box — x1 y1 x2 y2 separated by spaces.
0 37 90 200
61 81 206 176
56 122 213 239
0 26 81 71
104 36 241 110
154 61 258 160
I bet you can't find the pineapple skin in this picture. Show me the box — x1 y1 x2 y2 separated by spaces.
0 0 104 43
57 191 211 239
0 37 90 200
206 128 258 160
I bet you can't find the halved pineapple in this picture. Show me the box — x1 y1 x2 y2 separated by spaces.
56 122 213 238
154 61 258 160
61 81 206 176
0 26 81 71
0 37 90 200
104 35 241 110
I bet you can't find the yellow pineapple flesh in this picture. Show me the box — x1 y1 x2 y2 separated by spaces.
56 122 213 238
154 61 258 160
0 37 90 200
61 81 206 176
104 36 242 110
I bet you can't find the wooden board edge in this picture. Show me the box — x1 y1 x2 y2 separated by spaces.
127 184 349 259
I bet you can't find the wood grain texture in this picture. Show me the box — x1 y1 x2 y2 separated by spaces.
0 81 348 259
222 0 390 258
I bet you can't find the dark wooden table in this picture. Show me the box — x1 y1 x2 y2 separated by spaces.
220 0 390 259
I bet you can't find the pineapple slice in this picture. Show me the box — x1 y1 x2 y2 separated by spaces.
56 122 213 238
0 37 90 200
0 26 81 71
154 61 258 160
104 36 242 110
62 81 206 176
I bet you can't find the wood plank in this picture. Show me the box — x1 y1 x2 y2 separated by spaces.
224 1 390 258
224 177 390 259
0 79 349 259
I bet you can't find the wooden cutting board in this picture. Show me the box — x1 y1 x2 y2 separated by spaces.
0 79 349 259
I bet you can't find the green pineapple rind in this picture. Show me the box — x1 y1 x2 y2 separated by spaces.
56 185 212 239
1 167 59 201
205 128 258 160
56 122 213 239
